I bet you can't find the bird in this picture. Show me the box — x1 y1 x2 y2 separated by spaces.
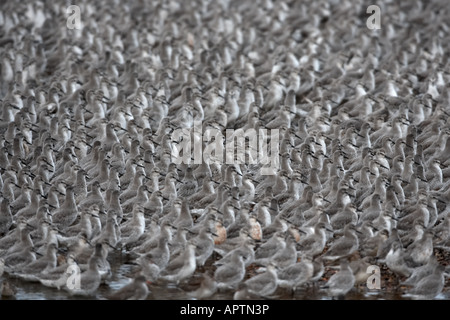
242 263 279 297
401 255 440 288
83 242 112 282
192 225 217 268
186 273 218 300
171 197 193 230
106 274 150 300
38 253 79 290
119 205 146 249
10 242 59 281
403 264 446 300
1 0 450 302
297 221 330 258
188 174 216 207
404 228 434 267
65 204 99 239
159 241 197 284
384 242 414 280
323 224 360 261
91 209 120 248
137 236 171 271
50 185 79 231
143 189 166 219
135 253 161 283
177 166 198 198
330 202 359 232
269 233 298 269
253 231 286 266
214 229 256 268
64 254 102 297
214 251 246 290
0 198 14 236
2 223 36 273
277 255 314 294
322 259 356 299
121 184 149 213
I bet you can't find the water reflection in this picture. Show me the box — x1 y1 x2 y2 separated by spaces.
2 259 448 300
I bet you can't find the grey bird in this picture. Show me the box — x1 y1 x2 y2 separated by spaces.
401 255 439 288
404 228 434 267
119 205 146 249
253 231 286 266
330 202 358 232
171 197 193 230
323 224 360 261
137 236 171 271
277 255 314 294
193 225 217 268
143 190 166 218
0 198 13 236
243 263 279 297
51 185 79 231
385 242 413 279
322 259 355 299
269 234 298 269
159 241 197 284
2 0 450 301
403 264 446 300
214 251 246 290
10 242 59 281
135 253 161 283
297 221 330 258
38 254 79 290
177 166 198 198
106 274 150 300
65 253 102 297
187 273 218 300
214 228 255 267
0 258 4 278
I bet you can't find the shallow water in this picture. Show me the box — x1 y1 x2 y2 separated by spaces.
4 274 448 300
2 253 449 300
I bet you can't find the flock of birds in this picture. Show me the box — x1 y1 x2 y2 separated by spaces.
0 0 450 300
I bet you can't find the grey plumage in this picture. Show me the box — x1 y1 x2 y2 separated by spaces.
0 0 449 301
